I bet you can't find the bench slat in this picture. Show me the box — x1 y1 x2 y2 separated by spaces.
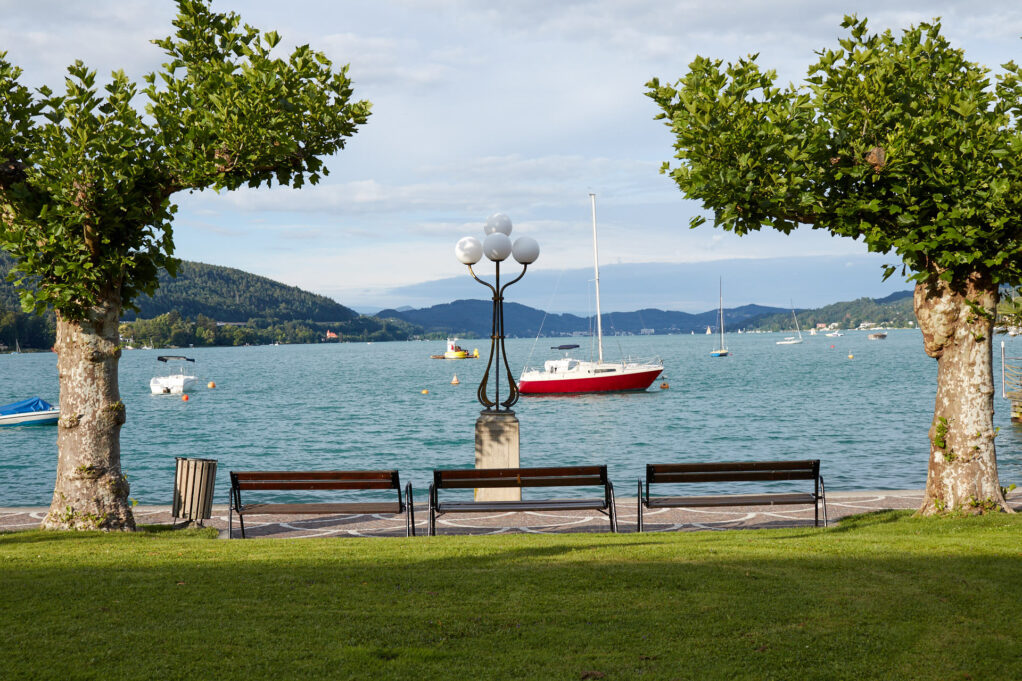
650 471 816 483
233 470 397 482
648 460 818 473
437 499 608 512
438 475 605 489
235 480 398 491
239 502 403 515
646 493 816 508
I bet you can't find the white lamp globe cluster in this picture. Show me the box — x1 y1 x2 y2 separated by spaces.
455 213 539 266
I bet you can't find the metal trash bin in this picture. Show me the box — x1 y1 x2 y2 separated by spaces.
172 457 218 525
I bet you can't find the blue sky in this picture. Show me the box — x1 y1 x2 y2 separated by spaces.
3 1 1022 312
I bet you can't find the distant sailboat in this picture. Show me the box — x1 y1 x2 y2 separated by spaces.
710 279 729 357
776 305 805 345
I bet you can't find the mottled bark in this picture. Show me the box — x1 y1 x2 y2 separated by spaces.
914 272 1012 514
42 294 134 530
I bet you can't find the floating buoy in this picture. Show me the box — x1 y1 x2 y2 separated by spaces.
451 374 459 385
848 354 854 359
830 345 835 349
660 382 669 390
181 394 189 401
473 348 479 358
421 389 429 395
207 381 216 389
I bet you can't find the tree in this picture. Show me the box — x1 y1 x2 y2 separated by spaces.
0 0 370 529
647 16 1021 514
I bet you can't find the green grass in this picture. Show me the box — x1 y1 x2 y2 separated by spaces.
2 511 1021 680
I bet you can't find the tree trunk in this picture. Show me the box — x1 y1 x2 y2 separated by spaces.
914 272 1012 514
42 294 134 530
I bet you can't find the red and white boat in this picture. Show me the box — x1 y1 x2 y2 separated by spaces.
518 194 663 395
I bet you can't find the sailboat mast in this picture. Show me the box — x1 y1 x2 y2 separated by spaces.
589 193 604 364
719 278 725 347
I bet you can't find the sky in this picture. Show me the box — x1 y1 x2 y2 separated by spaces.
3 1 1022 313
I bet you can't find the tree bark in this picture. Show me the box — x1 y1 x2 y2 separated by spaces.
914 272 1012 514
42 294 135 530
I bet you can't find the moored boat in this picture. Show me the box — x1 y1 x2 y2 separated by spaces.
150 356 197 394
867 332 888 340
0 397 59 427
431 338 478 359
518 194 663 394
710 279 729 357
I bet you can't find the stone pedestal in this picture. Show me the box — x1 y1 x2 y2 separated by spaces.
475 411 521 501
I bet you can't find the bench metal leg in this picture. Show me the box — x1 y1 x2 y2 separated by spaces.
636 478 643 533
228 488 233 540
405 482 416 537
427 484 436 536
820 476 828 527
608 482 618 533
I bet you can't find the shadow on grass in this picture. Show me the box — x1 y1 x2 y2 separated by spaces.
3 516 1022 681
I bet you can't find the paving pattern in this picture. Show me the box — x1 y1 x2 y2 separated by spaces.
5 490 1016 538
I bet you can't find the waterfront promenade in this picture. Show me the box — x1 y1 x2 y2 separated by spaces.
6 490 1017 537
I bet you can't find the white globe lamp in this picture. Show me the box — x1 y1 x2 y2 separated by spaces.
484 213 512 236
455 236 483 265
482 232 512 262
512 236 539 265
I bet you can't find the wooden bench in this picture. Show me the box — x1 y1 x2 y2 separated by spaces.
637 460 826 531
229 470 414 538
428 465 618 536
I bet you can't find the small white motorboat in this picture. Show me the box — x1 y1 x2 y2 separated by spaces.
150 356 197 394
0 397 59 427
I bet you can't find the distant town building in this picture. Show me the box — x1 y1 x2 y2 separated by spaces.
640 328 655 335
325 330 338 339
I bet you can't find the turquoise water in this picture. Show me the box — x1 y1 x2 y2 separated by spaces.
2 331 1022 506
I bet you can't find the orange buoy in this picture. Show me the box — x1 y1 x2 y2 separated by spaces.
421 389 429 395
207 381 216 389
451 374 460 385
182 394 189 401
660 382 669 390
848 354 854 359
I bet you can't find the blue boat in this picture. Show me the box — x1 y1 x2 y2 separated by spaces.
0 397 60 427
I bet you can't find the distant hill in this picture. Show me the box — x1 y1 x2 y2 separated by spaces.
377 300 793 337
378 294 917 337
121 260 358 323
747 293 916 332
2 253 358 324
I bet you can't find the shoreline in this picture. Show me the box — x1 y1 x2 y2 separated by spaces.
8 490 1020 538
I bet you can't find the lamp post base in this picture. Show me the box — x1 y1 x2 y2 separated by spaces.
475 411 521 501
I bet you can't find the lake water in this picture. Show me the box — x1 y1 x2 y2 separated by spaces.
2 331 1022 506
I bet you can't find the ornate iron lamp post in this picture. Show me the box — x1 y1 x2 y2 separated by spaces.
455 213 539 413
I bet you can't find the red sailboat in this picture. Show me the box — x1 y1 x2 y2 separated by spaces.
518 194 663 395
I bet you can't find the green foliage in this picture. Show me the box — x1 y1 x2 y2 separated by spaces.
121 310 419 348
646 16 1022 289
0 0 370 320
744 292 915 331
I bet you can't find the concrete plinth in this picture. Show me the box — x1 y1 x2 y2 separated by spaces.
475 411 521 501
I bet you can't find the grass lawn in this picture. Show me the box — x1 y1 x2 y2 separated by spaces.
2 511 1021 680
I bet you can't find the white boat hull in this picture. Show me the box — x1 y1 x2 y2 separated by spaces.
519 359 663 394
0 409 60 426
150 375 197 394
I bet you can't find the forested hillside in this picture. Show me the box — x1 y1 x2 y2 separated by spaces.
746 291 916 331
120 261 357 322
1 253 413 348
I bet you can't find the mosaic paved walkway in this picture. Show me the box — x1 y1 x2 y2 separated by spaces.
5 490 1016 538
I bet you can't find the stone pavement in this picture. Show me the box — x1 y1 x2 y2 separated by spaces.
6 490 1016 538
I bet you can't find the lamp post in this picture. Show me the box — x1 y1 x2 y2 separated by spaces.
455 213 540 413
455 213 539 501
